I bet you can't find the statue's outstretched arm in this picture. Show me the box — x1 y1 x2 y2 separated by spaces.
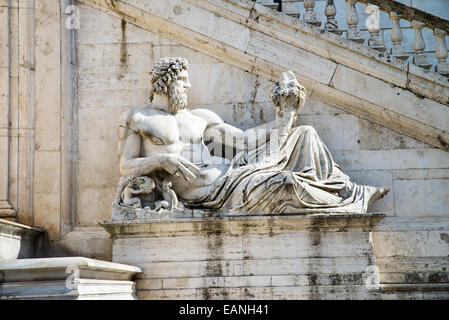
204 120 274 151
193 107 274 150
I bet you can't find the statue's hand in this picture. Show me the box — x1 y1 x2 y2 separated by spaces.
158 154 201 182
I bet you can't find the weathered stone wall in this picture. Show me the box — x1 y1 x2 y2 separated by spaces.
2 0 75 240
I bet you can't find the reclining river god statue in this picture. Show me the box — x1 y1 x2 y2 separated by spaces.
114 57 389 216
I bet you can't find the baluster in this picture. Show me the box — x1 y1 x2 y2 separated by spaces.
257 0 280 12
434 28 449 76
365 4 385 52
325 0 343 35
411 20 432 69
389 12 408 60
304 0 321 27
345 0 364 43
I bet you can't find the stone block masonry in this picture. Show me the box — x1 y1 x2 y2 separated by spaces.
102 214 386 299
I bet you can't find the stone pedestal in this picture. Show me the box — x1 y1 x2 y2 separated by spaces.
0 257 141 300
101 213 385 299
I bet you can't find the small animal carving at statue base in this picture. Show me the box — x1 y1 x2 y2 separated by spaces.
115 175 156 209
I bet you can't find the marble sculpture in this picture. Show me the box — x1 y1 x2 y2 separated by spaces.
114 57 389 215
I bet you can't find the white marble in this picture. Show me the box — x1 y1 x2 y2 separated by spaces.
0 257 141 300
0 219 43 260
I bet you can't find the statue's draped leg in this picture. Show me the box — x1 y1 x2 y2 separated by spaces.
185 125 376 214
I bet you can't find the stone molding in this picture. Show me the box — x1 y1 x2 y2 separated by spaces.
381 283 449 292
0 201 16 219
0 218 43 260
101 213 386 237
0 257 141 299
78 0 449 151
0 218 43 241
0 257 141 281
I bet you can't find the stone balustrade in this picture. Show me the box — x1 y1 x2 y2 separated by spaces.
256 0 449 76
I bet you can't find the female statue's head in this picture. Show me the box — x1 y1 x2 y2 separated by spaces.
270 71 307 115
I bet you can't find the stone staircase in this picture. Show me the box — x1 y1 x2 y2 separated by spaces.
256 0 449 76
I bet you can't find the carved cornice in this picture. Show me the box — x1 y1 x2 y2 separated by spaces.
78 0 449 151
101 213 386 237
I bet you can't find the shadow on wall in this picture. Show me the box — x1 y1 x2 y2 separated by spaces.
29 231 52 259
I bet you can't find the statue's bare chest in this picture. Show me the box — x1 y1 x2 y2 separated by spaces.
175 110 207 143
131 109 207 146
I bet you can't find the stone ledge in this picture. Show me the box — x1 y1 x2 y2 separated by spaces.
1 279 138 300
0 257 141 282
1 279 137 300
138 284 382 300
0 257 142 300
0 219 44 260
374 216 449 231
0 219 43 239
381 283 449 292
101 213 386 237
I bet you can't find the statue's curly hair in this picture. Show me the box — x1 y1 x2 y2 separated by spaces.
149 57 189 101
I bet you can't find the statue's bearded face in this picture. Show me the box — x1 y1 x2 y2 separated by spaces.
168 69 190 113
